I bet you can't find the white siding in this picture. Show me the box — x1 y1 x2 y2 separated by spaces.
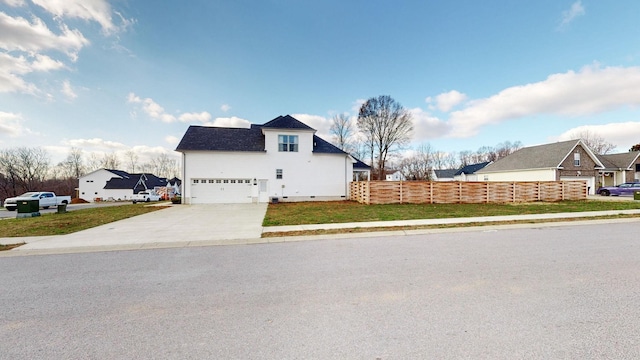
78 169 130 202
479 169 556 182
182 149 352 204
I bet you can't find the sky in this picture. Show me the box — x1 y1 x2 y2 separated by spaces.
2 0 640 167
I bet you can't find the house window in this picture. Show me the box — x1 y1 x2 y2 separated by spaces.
276 169 283 179
574 153 581 167
278 135 298 152
193 179 199 184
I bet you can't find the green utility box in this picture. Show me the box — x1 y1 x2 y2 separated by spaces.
634 191 640 200
57 203 67 213
16 199 40 218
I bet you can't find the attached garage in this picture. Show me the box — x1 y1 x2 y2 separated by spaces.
190 179 253 204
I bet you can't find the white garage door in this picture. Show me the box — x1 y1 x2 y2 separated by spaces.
191 178 253 204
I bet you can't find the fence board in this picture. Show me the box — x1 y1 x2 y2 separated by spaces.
350 181 587 204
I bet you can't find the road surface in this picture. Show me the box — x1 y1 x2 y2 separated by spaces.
1 221 639 359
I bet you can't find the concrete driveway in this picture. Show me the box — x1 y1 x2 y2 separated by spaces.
10 203 268 252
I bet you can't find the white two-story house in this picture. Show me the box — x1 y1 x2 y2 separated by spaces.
175 115 367 204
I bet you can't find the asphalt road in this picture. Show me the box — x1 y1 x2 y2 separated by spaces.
1 222 640 359
0 201 132 219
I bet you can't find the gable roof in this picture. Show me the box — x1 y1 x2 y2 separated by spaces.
262 115 315 131
352 157 371 170
434 169 457 179
175 125 265 152
598 151 640 170
104 173 169 192
455 162 490 176
176 115 346 155
477 139 604 173
312 135 346 154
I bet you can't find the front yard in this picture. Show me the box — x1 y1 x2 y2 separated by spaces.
263 200 640 226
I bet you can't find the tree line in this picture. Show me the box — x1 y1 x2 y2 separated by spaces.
0 147 180 200
332 95 627 181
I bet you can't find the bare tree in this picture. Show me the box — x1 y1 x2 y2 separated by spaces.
398 143 434 180
431 151 458 170
568 130 615 154
0 147 49 196
102 152 121 169
357 95 413 180
124 150 139 173
143 153 180 179
57 147 85 179
85 153 103 172
329 113 355 153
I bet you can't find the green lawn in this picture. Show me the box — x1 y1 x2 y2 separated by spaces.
263 200 640 226
0 204 168 238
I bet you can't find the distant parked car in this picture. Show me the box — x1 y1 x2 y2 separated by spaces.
596 182 640 196
131 191 161 203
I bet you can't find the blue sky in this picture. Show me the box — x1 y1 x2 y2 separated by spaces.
2 0 640 166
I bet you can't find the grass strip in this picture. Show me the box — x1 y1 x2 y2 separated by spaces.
0 204 168 238
263 200 640 226
262 213 640 238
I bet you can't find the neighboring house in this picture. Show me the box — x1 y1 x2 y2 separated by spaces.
353 158 371 181
175 115 361 204
167 177 182 195
476 139 604 194
454 162 491 181
78 169 171 202
385 170 406 181
597 151 640 186
432 169 458 182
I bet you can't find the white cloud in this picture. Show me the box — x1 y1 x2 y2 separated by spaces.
0 111 27 137
427 90 468 112
165 135 180 146
61 79 77 100
205 117 251 128
31 54 65 71
557 122 640 152
1 0 26 6
128 92 220 125
409 108 451 142
63 137 127 151
0 12 89 57
352 99 366 113
127 92 176 123
448 65 640 138
0 53 37 93
31 0 121 34
220 104 231 112
178 111 211 124
291 113 332 139
559 1 585 29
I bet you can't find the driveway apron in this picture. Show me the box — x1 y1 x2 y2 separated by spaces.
13 203 268 251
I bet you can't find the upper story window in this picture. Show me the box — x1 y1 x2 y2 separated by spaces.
574 153 581 167
278 135 298 152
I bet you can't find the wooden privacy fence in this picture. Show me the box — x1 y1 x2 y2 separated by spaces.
349 181 588 204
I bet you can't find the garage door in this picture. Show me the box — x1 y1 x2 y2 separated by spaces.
191 178 253 204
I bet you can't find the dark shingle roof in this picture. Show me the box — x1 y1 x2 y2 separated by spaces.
106 169 131 178
175 125 266 152
262 115 315 130
312 135 346 154
455 162 490 176
434 169 457 179
104 173 169 192
353 157 371 170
